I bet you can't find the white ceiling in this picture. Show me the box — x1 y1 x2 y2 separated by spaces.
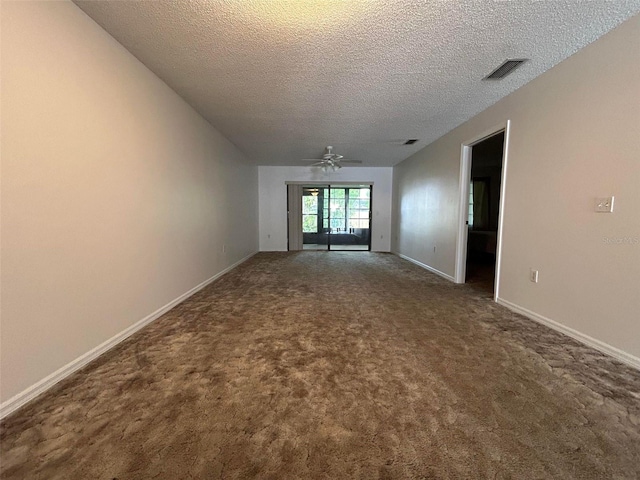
74 1 640 167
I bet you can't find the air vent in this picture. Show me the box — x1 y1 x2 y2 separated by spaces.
404 139 419 145
484 59 528 80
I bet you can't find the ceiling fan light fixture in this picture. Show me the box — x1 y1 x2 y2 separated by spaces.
305 146 360 170
321 162 339 172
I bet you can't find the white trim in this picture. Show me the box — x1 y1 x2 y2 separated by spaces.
454 144 472 284
496 297 640 371
284 181 375 185
0 252 258 420
396 253 456 282
494 120 511 302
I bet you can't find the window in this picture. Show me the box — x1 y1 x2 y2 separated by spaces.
320 188 370 232
469 178 490 230
302 194 318 233
468 181 474 228
348 188 370 229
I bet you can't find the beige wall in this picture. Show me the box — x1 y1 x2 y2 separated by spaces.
1 1 258 403
393 16 640 359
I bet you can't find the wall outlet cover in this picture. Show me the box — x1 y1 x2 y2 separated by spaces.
530 269 539 283
595 196 614 213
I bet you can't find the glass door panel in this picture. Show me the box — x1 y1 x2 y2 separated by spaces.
329 186 371 251
302 186 328 250
329 188 346 233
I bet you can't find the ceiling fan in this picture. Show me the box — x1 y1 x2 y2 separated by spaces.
303 146 362 171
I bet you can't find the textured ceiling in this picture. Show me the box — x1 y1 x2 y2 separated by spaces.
73 1 640 167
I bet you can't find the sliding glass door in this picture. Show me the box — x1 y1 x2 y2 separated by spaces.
302 187 328 250
298 185 371 251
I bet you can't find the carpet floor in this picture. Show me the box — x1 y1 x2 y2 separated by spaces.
1 252 639 479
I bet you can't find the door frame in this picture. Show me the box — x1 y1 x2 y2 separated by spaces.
454 120 511 301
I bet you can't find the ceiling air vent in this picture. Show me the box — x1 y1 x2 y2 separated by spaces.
483 59 528 80
404 139 419 145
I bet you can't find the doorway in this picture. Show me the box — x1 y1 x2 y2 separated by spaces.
466 132 504 294
288 184 372 251
455 122 510 300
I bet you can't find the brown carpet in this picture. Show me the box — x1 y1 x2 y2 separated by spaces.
1 252 639 479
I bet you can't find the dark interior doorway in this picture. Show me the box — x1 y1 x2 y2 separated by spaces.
465 132 504 294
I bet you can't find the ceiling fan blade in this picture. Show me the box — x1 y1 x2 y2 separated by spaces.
303 147 358 169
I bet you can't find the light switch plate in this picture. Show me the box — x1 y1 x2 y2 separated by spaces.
595 196 614 213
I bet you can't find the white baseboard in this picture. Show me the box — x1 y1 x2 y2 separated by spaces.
396 253 456 283
496 297 640 371
0 251 258 420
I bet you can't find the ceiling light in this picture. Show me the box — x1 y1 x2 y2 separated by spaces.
244 1 367 35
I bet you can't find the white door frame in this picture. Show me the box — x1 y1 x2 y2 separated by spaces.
454 120 511 302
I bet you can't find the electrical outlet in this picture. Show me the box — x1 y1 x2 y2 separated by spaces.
223 244 226 253
530 269 539 283
433 246 436 253
595 196 614 213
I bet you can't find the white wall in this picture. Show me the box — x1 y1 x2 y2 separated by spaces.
259 167 393 252
1 1 258 405
393 16 640 361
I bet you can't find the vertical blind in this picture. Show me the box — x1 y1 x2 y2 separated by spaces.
287 184 303 251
